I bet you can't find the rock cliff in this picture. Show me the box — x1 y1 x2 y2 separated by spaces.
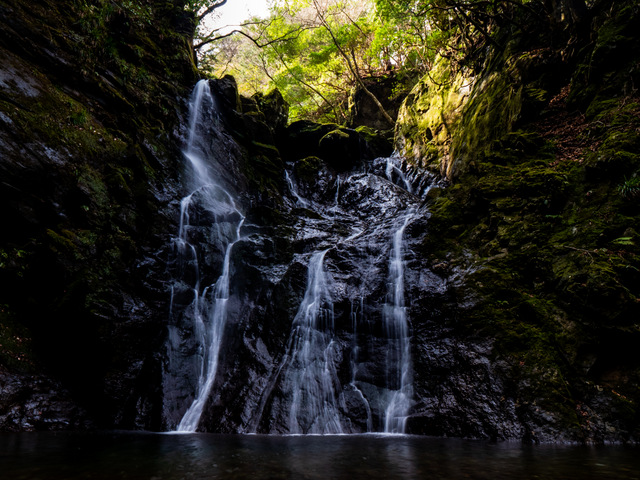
395 0 640 443
0 0 196 430
1 0 638 444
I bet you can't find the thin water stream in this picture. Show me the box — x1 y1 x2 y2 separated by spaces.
166 80 246 432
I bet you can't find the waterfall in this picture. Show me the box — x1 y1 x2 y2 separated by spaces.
383 212 414 434
285 169 309 208
381 155 434 199
165 79 436 435
384 156 413 194
167 80 245 433
282 249 344 434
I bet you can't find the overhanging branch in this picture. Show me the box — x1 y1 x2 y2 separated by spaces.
195 20 310 50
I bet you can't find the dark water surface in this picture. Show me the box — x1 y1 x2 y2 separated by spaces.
1 431 638 479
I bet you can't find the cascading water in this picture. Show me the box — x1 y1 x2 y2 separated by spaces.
383 212 414 434
281 249 344 434
242 165 430 435
165 80 245 432
381 155 433 198
285 169 309 208
165 81 439 436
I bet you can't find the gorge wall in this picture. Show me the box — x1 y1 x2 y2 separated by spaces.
1 0 639 444
395 0 640 443
0 0 196 430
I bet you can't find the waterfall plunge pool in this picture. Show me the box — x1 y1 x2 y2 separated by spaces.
1 431 638 479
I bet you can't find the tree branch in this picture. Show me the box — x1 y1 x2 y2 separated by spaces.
311 0 395 127
269 43 341 121
195 22 311 50
197 0 228 23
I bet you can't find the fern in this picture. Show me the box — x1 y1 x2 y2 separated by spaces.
612 237 635 246
618 176 640 199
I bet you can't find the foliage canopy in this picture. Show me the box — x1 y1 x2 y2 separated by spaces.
194 0 591 122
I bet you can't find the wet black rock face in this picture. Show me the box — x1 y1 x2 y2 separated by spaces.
0 371 89 431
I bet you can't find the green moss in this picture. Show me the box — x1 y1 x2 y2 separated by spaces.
76 165 111 213
295 156 324 183
398 0 640 440
449 54 531 177
568 3 640 110
355 125 394 158
395 55 472 175
321 129 349 142
46 229 76 253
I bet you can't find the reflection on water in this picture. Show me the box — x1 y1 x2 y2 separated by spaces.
1 432 639 479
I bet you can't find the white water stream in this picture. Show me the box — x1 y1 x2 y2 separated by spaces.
171 80 245 432
383 211 415 434
283 249 344 434
168 81 432 435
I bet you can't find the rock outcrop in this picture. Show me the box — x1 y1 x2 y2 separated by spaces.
395 0 640 443
0 0 196 430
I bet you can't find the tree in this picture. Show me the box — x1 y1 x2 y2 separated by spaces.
309 0 394 126
199 0 404 123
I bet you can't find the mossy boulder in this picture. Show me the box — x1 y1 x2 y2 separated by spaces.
355 125 394 159
280 120 393 172
254 88 289 135
278 120 342 162
395 55 473 177
318 129 361 171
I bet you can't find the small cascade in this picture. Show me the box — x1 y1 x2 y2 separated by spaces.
167 80 245 433
285 169 309 208
382 212 414 434
282 250 344 434
381 155 434 199
176 210 244 432
384 156 413 194
331 175 342 219
247 159 426 435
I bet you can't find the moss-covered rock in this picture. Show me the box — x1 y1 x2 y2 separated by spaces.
0 0 197 430
395 56 473 177
355 125 394 159
254 88 289 135
279 120 393 174
318 129 361 171
411 2 640 442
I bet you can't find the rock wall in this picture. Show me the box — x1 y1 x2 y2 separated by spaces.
395 56 473 179
2 0 638 444
0 0 196 430
396 0 640 443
